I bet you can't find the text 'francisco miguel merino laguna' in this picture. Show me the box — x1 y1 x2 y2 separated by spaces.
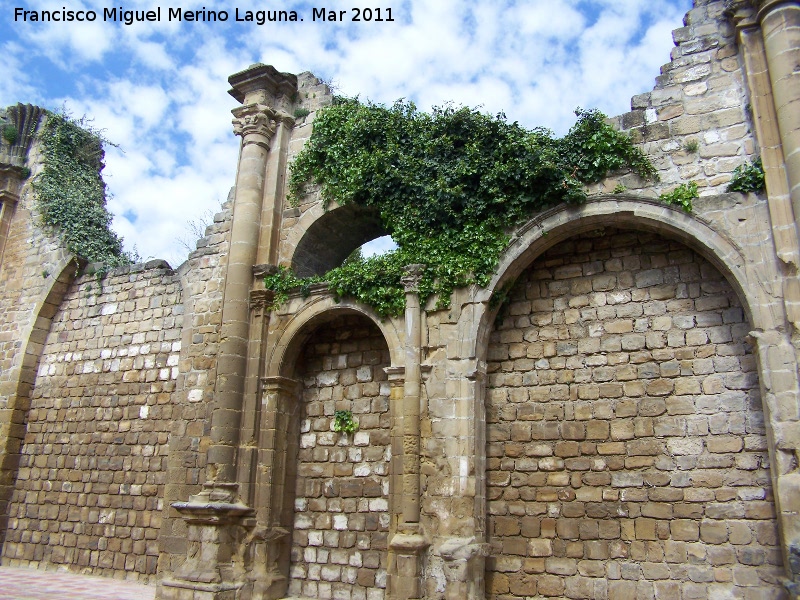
14 7 396 25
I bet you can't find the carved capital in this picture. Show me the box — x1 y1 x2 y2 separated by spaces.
726 0 759 31
249 289 275 312
232 104 278 148
401 264 425 293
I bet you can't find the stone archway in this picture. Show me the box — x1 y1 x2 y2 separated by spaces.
257 306 396 600
483 227 784 599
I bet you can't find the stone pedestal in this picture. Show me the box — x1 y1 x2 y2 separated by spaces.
388 528 429 600
157 483 254 600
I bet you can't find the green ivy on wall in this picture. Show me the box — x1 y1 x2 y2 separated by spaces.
271 100 659 317
34 112 131 269
727 157 765 194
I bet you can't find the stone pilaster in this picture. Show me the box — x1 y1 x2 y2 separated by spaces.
236 269 276 506
735 7 800 268
757 1 800 226
735 7 800 594
245 376 302 600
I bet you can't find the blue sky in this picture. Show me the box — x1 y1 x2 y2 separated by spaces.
2 0 693 267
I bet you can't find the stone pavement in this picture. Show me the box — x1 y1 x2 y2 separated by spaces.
0 566 155 600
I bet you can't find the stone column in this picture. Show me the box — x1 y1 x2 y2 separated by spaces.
207 65 296 485
209 100 276 484
758 0 800 222
388 265 429 600
401 264 424 526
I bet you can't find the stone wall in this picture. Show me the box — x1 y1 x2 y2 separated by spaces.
485 228 784 599
1 261 183 581
602 0 755 198
289 314 392 600
156 200 231 572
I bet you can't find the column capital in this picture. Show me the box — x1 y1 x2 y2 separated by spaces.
260 375 302 396
401 264 425 293
232 104 278 148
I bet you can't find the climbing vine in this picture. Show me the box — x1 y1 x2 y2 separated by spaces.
34 111 131 268
727 157 765 194
273 100 658 317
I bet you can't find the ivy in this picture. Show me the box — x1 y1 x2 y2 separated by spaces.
727 157 765 194
275 100 658 317
659 182 698 213
33 112 131 269
333 410 359 434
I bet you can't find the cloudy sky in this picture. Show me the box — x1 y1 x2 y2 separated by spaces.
2 0 692 268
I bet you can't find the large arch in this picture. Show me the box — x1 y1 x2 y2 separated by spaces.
472 196 776 366
0 254 77 546
462 196 794 597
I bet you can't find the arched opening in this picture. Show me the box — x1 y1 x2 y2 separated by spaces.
286 312 392 599
291 205 388 278
484 227 783 598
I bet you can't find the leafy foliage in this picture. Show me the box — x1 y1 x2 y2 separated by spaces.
34 112 131 268
274 100 658 316
333 410 359 434
727 157 765 194
659 182 698 213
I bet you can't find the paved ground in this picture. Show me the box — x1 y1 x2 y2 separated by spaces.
0 566 155 600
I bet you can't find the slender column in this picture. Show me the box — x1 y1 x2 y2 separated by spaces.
387 265 429 600
400 264 424 525
207 65 296 485
758 0 800 222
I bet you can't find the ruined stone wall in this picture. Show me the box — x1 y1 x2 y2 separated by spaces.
601 0 756 198
157 200 232 572
289 314 392 600
485 228 784 599
1 261 183 581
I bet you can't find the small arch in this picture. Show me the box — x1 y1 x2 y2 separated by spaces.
266 295 404 380
262 298 399 599
291 204 388 277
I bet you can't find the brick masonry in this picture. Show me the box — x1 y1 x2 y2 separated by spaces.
485 229 785 599
289 314 392 600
